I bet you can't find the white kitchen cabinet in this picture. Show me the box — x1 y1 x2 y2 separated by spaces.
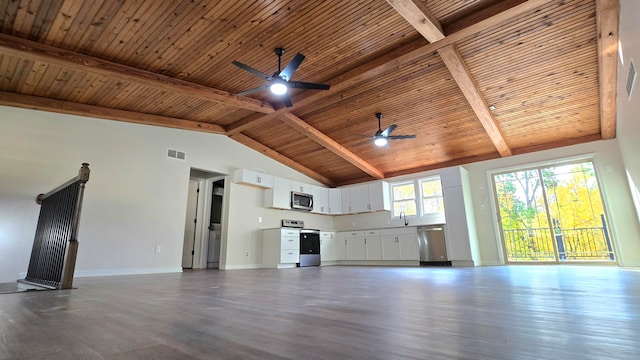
320 231 337 261
344 231 366 260
381 227 418 261
369 181 391 211
264 176 291 209
328 188 342 215
233 169 273 188
312 185 329 214
341 187 352 213
350 184 370 213
364 230 382 260
443 184 474 264
290 181 311 194
340 181 391 214
381 235 400 260
262 228 300 268
335 232 346 260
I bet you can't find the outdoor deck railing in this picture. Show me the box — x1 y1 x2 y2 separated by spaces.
503 225 614 262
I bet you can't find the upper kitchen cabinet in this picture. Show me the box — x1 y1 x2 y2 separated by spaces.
291 181 312 194
311 185 329 214
233 169 273 188
328 188 342 215
342 181 391 214
264 176 291 209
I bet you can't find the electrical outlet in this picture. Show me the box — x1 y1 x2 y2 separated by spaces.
154 245 162 253
258 216 262 223
244 251 250 258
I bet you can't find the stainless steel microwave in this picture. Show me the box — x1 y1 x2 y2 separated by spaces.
291 191 313 211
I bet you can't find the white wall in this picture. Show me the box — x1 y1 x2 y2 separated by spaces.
0 106 329 282
616 0 640 223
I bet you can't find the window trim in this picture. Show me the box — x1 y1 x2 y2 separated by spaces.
390 176 444 219
419 176 444 217
390 180 418 217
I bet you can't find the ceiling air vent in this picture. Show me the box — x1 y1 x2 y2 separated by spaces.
626 60 636 99
167 148 186 161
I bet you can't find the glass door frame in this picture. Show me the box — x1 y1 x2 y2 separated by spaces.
490 158 617 265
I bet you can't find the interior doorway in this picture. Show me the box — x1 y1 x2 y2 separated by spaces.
492 160 616 264
182 169 226 270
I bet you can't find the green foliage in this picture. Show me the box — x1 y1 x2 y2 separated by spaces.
494 162 612 261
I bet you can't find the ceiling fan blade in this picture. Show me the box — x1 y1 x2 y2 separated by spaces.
381 124 397 137
388 134 417 140
288 81 330 90
281 93 294 107
279 53 305 81
232 61 273 81
237 85 269 96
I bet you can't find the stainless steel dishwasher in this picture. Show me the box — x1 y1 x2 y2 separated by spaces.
417 225 450 266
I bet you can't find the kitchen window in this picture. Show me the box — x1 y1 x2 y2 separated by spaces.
391 176 444 218
420 177 444 215
391 181 417 217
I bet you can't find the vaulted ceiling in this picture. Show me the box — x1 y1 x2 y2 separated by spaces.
0 0 619 186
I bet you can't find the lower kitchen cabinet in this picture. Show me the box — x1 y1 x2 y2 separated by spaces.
262 228 300 268
344 231 366 260
320 231 337 262
398 234 419 260
336 232 346 260
381 227 418 261
363 230 382 260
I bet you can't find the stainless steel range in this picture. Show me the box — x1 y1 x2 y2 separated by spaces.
281 219 320 267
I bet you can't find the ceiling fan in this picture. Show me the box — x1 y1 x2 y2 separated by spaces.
358 113 417 147
232 48 330 107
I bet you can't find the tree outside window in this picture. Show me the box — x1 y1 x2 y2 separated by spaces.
421 178 444 215
392 182 416 217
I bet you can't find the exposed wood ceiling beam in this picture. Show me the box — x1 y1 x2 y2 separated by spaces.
0 91 226 134
385 0 445 41
595 0 619 139
387 0 512 157
0 33 275 114
229 133 335 187
225 0 555 134
226 112 278 135
437 45 511 156
277 112 385 180
442 0 529 35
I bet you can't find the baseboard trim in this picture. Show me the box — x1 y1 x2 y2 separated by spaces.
334 260 420 266
451 260 475 267
74 267 183 277
219 264 263 270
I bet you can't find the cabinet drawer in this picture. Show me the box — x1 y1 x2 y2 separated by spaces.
320 232 334 240
380 227 417 236
364 230 380 236
345 231 364 238
280 250 300 263
281 237 300 250
281 229 300 237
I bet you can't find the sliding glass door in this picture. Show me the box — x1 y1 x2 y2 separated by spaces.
493 161 615 263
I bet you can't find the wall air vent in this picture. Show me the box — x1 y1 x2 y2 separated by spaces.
626 60 636 99
167 148 186 161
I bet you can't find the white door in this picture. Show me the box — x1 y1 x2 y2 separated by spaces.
182 180 200 268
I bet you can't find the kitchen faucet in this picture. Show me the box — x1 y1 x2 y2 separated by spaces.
399 211 408 226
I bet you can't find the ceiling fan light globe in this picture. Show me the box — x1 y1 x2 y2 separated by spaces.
270 83 288 95
374 137 388 147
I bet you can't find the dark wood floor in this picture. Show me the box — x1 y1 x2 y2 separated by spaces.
1 265 639 359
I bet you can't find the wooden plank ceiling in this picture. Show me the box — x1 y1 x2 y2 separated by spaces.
0 0 619 186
